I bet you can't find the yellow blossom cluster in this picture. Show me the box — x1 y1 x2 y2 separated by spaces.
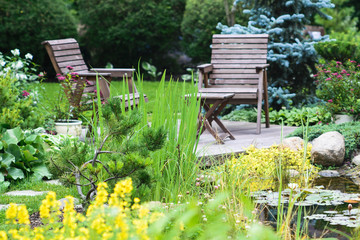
219 145 319 191
1 178 164 240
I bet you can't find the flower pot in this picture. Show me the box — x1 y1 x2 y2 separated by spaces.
334 114 354 124
55 119 82 137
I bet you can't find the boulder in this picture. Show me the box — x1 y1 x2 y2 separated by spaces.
318 170 340 178
281 137 304 151
311 131 345 167
352 155 360 166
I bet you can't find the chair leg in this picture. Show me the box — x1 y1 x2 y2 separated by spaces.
263 71 270 128
257 91 263 135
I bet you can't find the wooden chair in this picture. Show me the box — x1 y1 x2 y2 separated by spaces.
198 34 270 134
42 38 147 110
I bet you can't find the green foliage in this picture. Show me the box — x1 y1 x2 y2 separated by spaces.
0 0 78 75
0 74 44 129
216 145 317 192
0 127 51 189
314 60 360 116
314 40 360 62
287 121 360 159
77 0 185 74
268 106 332 126
141 62 162 81
223 106 332 126
180 0 227 64
314 0 358 33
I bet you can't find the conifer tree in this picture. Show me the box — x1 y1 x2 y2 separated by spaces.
217 0 334 106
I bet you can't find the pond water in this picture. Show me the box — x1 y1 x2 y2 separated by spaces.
254 177 360 239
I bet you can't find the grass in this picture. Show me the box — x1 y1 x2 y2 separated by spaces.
38 79 194 114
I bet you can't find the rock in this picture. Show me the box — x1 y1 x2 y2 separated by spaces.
352 155 360 166
311 131 345 167
4 190 48 196
281 137 304 151
288 169 300 177
318 170 340 178
58 197 80 210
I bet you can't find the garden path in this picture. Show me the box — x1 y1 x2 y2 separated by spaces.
197 120 297 163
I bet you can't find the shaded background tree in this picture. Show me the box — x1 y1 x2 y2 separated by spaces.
77 0 185 75
0 0 78 76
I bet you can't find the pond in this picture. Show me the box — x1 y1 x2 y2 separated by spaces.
253 177 360 239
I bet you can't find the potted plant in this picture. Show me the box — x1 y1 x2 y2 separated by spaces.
45 66 95 137
315 60 360 124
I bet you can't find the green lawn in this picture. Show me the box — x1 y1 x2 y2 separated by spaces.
39 80 194 114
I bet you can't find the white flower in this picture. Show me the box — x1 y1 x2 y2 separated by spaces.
25 53 33 60
0 60 5 67
288 183 299 190
11 49 20 56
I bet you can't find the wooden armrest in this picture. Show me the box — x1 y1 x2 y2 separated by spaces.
256 64 270 72
76 72 111 77
197 63 213 73
90 68 135 78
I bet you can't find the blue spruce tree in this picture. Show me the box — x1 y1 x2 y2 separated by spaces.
217 0 334 108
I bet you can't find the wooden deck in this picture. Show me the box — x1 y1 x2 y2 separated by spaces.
196 120 297 164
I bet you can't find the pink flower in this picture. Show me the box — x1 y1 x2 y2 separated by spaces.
325 78 331 81
196 182 200 186
313 74 318 77
357 65 360 67
57 76 66 81
214 185 219 190
332 73 338 76
38 73 44 77
347 74 351 76
337 75 342 78
66 66 74 70
56 73 61 76
318 121 322 124
336 61 342 65
351 89 354 91
341 70 347 73
22 90 30 97
351 60 356 63
328 99 333 103
71 72 78 76
351 109 354 112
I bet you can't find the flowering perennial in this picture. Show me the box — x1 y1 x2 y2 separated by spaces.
1 178 164 240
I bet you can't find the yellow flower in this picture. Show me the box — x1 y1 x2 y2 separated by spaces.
138 206 149 218
114 178 133 198
17 205 30 225
5 203 17 224
0 231 7 240
149 212 164 224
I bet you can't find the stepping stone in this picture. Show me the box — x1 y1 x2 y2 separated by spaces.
0 204 9 211
44 179 62 185
4 190 48 197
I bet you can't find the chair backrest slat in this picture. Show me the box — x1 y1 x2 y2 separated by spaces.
42 38 88 75
210 34 268 87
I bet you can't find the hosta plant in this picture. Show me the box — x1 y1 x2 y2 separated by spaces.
0 127 51 189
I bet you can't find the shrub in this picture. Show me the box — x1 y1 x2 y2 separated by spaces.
0 0 78 75
0 127 51 189
216 145 318 192
0 74 44 129
287 121 360 159
77 0 185 74
314 41 360 62
314 60 360 117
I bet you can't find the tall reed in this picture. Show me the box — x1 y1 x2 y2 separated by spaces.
140 73 201 201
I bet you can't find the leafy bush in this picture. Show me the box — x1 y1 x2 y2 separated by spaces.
222 106 332 126
216 145 318 192
314 41 360 62
314 60 360 117
0 127 51 189
0 74 44 129
287 121 360 159
0 0 78 75
77 0 185 74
